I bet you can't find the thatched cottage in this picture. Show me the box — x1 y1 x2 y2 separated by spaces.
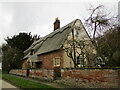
22 18 96 69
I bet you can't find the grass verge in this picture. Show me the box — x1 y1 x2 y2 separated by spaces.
0 69 2 78
2 72 58 89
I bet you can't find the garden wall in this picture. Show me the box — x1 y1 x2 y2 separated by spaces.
60 68 120 88
9 68 120 88
29 69 54 80
9 69 54 80
9 69 26 76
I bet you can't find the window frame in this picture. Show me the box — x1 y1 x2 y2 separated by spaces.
53 57 60 67
30 49 34 55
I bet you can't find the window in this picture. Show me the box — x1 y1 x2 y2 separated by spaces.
77 56 80 64
77 55 84 65
30 49 34 55
35 62 42 68
75 30 79 37
54 57 60 67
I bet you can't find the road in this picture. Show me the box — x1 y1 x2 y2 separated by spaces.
1 79 17 88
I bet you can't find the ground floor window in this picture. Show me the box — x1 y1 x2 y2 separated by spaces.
54 57 60 67
77 55 84 67
35 62 42 68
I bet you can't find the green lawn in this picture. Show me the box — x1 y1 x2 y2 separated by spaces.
0 69 2 78
2 72 58 89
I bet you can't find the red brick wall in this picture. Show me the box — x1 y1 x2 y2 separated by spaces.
61 68 120 88
9 68 120 88
29 69 54 80
38 50 64 69
9 69 27 76
9 69 54 80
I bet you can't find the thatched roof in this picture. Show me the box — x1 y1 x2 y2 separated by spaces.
23 19 89 60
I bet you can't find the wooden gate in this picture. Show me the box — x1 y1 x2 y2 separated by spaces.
54 67 61 79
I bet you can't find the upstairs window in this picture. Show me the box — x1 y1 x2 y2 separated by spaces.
54 57 60 67
30 49 34 55
75 30 79 37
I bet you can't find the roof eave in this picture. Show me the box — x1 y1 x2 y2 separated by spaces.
37 48 62 56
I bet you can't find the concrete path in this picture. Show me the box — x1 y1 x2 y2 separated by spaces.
1 79 17 88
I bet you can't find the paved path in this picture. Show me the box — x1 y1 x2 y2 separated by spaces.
1 79 17 88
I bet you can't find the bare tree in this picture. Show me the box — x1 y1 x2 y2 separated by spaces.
63 30 92 68
85 5 118 67
85 5 117 43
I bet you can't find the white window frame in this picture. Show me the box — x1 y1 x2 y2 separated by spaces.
53 57 60 67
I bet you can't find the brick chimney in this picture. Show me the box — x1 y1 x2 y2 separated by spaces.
54 17 60 31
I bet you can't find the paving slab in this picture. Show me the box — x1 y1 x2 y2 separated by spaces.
2 79 17 88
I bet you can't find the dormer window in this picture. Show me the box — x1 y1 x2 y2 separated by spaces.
30 49 34 55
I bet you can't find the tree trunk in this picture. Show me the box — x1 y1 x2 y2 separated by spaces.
72 30 77 68
93 22 97 42
74 61 77 68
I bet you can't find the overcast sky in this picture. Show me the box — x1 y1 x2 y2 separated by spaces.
0 0 119 46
